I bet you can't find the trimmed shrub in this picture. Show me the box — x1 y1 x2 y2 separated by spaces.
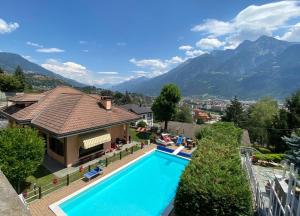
254 153 284 163
254 146 272 154
175 122 253 216
137 120 147 128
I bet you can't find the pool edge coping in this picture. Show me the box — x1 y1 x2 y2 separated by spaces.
49 149 156 216
49 148 190 216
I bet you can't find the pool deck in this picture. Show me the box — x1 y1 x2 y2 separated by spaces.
29 144 156 216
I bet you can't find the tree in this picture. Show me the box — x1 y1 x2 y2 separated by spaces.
14 65 25 91
286 90 300 129
0 74 23 92
174 105 193 123
283 135 300 168
137 120 147 128
196 118 204 125
0 66 4 74
0 127 45 193
222 96 244 127
247 97 278 146
152 84 181 130
269 109 290 152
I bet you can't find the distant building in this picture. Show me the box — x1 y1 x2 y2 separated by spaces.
193 109 211 122
160 121 204 139
121 104 153 126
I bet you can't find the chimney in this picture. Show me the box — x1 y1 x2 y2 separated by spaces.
100 96 112 110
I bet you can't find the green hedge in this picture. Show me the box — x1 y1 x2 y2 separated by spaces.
253 153 284 163
254 146 272 154
174 122 252 216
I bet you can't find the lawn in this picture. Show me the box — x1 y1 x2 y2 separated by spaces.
25 165 55 190
129 128 152 141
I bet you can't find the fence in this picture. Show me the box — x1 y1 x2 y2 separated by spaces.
243 152 300 216
23 142 150 203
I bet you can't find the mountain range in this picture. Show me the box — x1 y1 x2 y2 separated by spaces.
113 36 300 99
0 52 85 88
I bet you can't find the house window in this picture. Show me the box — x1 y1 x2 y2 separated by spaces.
147 113 152 118
143 114 146 119
79 144 104 158
49 137 64 156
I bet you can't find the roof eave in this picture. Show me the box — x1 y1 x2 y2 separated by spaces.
31 116 142 139
0 110 31 124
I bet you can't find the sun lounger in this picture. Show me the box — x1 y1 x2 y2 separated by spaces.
84 166 103 181
162 135 174 145
176 135 183 146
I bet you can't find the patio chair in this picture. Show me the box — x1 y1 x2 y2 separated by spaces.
84 166 103 181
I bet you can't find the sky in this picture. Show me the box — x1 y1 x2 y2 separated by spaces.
1 0 300 87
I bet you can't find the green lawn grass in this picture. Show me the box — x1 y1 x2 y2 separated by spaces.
129 128 152 141
25 165 54 190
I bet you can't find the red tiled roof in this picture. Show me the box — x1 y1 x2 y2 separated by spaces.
2 86 140 136
9 93 46 102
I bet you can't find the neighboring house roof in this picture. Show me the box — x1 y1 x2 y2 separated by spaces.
160 121 204 139
193 109 210 121
121 104 152 115
1 86 140 137
0 170 31 216
8 93 45 103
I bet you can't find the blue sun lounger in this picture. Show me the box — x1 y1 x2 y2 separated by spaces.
176 135 183 146
84 166 103 181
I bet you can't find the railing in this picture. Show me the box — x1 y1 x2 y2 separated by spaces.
243 152 300 216
243 153 268 215
22 142 151 204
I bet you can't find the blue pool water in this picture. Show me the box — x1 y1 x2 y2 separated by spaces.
59 150 189 216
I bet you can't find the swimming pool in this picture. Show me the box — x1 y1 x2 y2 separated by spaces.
51 150 189 216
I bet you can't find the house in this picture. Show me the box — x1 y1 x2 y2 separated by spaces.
193 109 211 122
121 104 153 126
0 86 140 167
160 121 204 139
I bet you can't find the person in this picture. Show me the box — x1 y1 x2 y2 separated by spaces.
129 135 131 143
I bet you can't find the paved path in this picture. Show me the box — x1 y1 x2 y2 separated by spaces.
29 144 155 216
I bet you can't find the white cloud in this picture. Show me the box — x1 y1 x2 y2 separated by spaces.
79 40 87 44
192 19 233 36
196 37 225 50
41 59 126 86
185 49 206 58
116 42 127 46
278 22 300 42
82 49 89 52
22 55 36 62
26 41 43 48
130 58 168 71
179 45 193 51
42 59 88 81
26 41 65 53
191 1 300 48
97 71 119 75
166 56 184 64
0 18 19 34
130 56 185 77
132 70 149 75
36 48 65 53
